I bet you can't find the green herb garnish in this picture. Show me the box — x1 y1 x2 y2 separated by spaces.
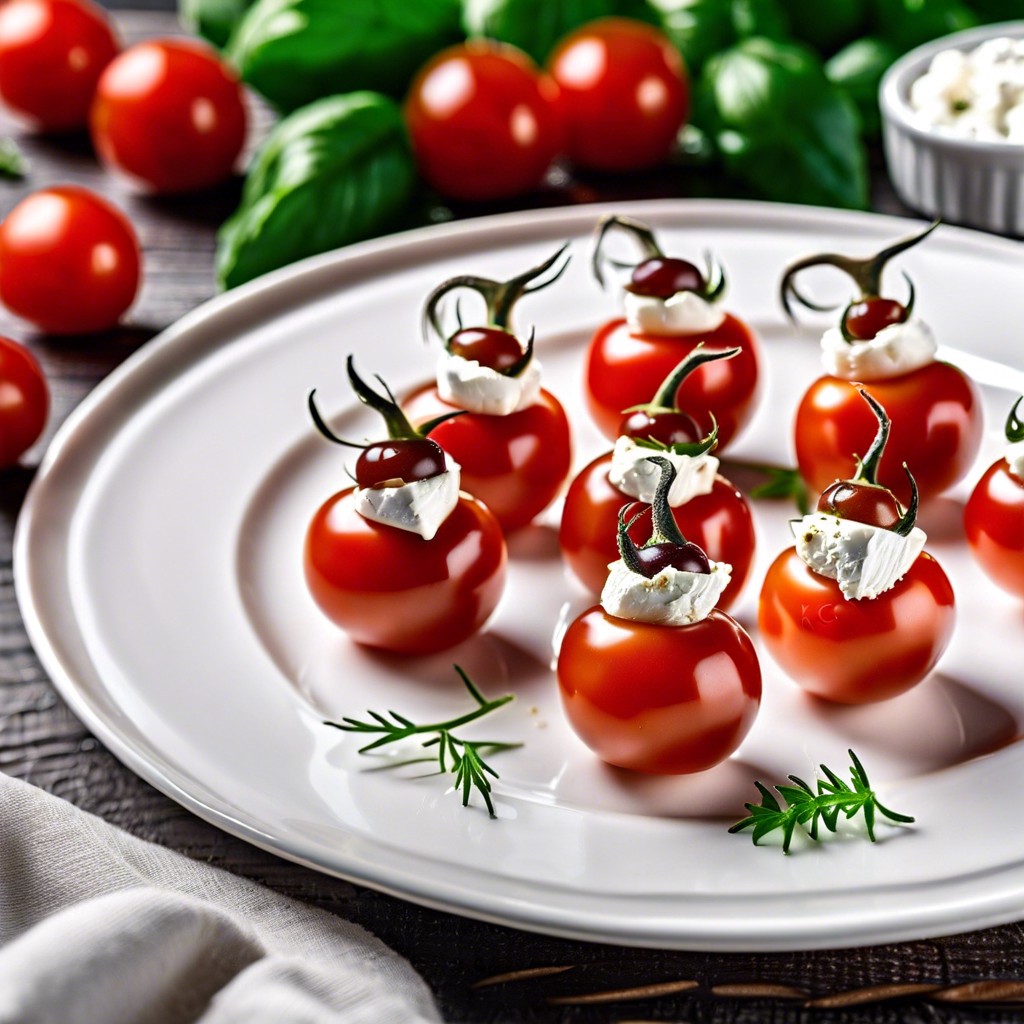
325 666 520 818
0 138 27 180
730 750 914 853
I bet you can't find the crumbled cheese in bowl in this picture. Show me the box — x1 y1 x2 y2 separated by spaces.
909 36 1024 143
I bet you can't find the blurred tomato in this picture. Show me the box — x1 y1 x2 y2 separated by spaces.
0 185 140 334
91 38 246 193
405 41 562 201
0 0 118 131
0 336 47 465
547 18 688 172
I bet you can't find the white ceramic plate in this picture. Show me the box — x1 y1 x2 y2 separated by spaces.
16 200 1024 951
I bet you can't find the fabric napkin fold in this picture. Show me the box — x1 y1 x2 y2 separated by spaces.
0 771 442 1024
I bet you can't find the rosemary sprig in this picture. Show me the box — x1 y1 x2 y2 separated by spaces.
324 666 519 817
729 750 914 853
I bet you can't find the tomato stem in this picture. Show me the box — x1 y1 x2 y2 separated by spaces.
853 387 890 486
421 243 571 341
781 221 938 323
894 464 919 537
645 457 688 546
645 344 740 411
1006 395 1024 444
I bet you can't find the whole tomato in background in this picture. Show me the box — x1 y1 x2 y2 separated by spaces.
91 38 246 193
0 185 140 334
965 397 1024 599
405 40 562 201
0 336 47 466
547 18 688 173
585 215 761 446
0 0 118 131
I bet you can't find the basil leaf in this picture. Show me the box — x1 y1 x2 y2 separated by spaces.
216 92 416 289
778 0 866 54
651 0 788 76
229 0 463 111
178 0 253 47
697 38 868 210
826 36 898 139
464 0 660 65
870 0 978 53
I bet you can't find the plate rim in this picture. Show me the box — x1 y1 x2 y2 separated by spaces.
15 197 1024 951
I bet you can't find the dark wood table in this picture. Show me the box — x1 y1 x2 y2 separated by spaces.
4 10 1024 1023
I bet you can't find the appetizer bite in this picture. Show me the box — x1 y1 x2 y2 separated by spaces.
304 357 507 655
965 396 1024 598
759 388 956 704
557 457 761 774
584 214 761 447
402 246 573 532
559 344 755 606
781 221 982 504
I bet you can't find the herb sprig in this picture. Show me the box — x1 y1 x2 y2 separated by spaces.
730 750 914 853
325 666 519 817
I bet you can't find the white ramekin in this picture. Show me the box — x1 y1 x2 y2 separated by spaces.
880 21 1024 237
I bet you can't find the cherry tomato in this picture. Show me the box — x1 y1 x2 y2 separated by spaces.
965 459 1024 598
559 452 754 607
547 18 688 172
0 336 47 465
0 185 140 334
758 549 955 704
405 41 562 201
585 314 761 446
795 366 982 505
0 0 117 131
843 297 907 341
305 489 507 655
557 606 761 774
402 382 572 533
90 38 246 193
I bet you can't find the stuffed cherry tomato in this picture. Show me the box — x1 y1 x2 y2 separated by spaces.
557 457 761 774
585 215 761 448
304 357 507 655
965 396 1024 598
759 388 955 704
782 222 982 505
560 344 754 606
403 246 572 532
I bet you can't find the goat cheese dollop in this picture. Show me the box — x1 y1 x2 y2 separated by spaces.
821 318 937 381
601 558 732 626
354 453 461 541
436 351 542 416
909 37 1024 143
792 512 926 601
608 436 718 505
1006 439 1024 481
624 290 726 337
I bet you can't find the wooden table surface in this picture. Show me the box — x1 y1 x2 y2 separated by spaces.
4 10 1024 1023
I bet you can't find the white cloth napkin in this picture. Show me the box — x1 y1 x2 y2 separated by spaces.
0 771 442 1024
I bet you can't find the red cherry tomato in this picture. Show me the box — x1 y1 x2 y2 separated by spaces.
0 336 47 465
405 41 562 201
90 38 246 193
0 185 140 334
758 549 955 704
965 459 1024 598
402 382 572 533
557 606 761 774
0 0 117 131
558 452 754 607
305 489 507 655
795 366 982 505
547 18 688 172
585 314 761 447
